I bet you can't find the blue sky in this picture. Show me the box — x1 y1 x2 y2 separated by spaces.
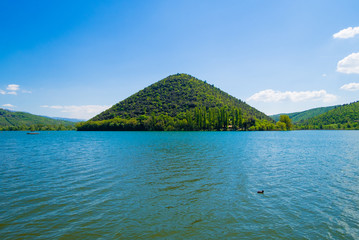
1 0 359 119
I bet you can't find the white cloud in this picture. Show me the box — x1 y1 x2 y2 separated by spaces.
6 84 20 91
2 104 16 109
0 84 30 95
337 52 359 74
41 105 110 120
340 82 359 91
247 89 337 103
333 26 359 39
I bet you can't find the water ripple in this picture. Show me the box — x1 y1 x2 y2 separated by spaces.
1 131 359 239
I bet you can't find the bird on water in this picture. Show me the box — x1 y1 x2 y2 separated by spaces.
257 190 264 194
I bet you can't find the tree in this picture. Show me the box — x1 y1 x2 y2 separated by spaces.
278 115 292 130
276 121 287 131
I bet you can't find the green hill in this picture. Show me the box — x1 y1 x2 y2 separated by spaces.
0 109 75 131
78 73 274 131
296 101 359 130
270 105 338 123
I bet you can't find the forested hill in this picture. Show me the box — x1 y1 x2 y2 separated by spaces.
0 108 75 130
270 105 338 123
92 73 271 121
77 74 274 131
296 101 359 130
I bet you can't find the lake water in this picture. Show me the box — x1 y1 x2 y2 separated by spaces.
1 131 359 239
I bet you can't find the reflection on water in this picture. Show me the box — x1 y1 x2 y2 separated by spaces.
1 131 359 239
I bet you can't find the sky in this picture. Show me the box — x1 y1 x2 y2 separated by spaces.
1 0 359 119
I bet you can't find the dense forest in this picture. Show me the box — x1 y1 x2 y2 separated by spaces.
77 106 290 131
91 74 272 122
270 105 338 123
78 74 279 131
295 101 359 130
0 108 75 131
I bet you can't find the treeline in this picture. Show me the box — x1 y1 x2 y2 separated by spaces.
77 107 290 131
294 101 359 130
295 122 359 130
0 124 75 131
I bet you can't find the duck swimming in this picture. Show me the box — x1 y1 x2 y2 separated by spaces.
257 190 264 194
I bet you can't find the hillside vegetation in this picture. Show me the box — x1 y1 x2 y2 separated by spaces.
271 105 338 123
78 74 275 131
0 109 75 131
295 101 359 130
92 74 271 121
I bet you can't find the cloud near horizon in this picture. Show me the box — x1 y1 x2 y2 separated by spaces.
2 104 16 109
41 105 110 120
0 84 31 95
0 89 17 95
337 52 359 74
247 89 337 103
340 82 359 91
333 26 359 39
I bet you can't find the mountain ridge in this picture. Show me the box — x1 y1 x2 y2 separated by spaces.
270 105 339 123
0 108 76 130
296 101 359 130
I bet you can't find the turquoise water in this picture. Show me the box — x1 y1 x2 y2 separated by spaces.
1 131 359 239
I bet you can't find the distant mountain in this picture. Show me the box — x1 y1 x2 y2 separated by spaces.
51 117 85 122
270 105 338 123
78 73 273 131
297 101 359 130
0 108 76 130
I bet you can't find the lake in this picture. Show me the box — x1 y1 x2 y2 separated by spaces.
1 131 359 239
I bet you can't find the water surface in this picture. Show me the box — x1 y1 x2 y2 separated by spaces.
1 131 359 239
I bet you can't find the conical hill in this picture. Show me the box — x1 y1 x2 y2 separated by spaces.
92 73 271 121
